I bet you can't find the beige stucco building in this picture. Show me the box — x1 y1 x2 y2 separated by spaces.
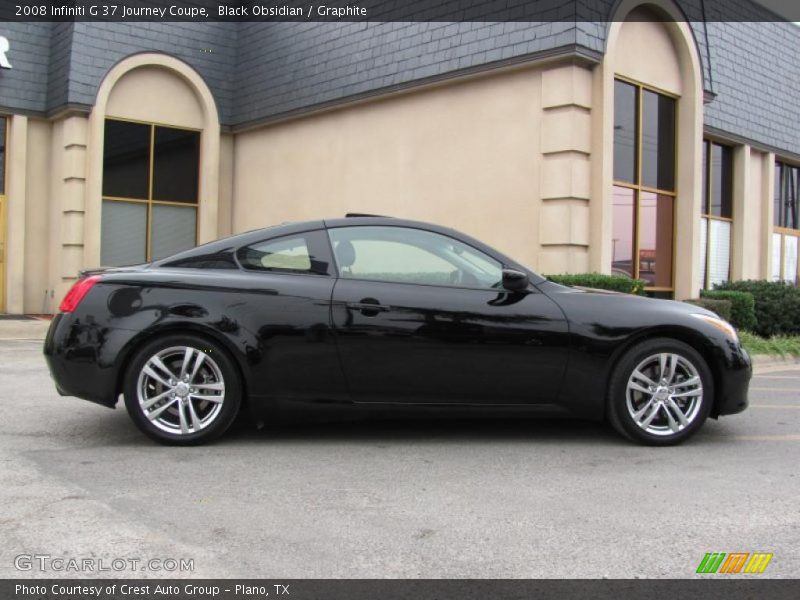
1 2 799 314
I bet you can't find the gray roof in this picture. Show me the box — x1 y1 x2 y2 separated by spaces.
0 12 798 157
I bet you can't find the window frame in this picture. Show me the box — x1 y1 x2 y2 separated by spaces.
773 160 800 284
325 224 507 292
700 138 735 290
612 76 678 293
102 117 201 264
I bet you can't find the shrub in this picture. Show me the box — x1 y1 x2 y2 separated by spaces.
700 289 757 331
684 297 732 322
546 273 647 296
714 280 800 337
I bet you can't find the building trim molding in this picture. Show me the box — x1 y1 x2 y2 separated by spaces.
83 52 221 271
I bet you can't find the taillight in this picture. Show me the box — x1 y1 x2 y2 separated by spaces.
59 275 101 313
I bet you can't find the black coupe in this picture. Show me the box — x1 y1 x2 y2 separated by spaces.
44 216 751 445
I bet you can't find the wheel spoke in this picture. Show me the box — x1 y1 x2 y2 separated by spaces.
177 400 189 434
179 347 195 379
639 402 661 428
146 397 178 421
659 354 668 381
150 355 178 381
631 369 656 388
142 389 173 410
143 364 171 388
628 381 652 395
633 398 656 420
666 398 689 427
665 355 678 384
189 351 206 381
192 381 225 391
671 387 702 399
663 403 680 432
189 393 224 404
674 375 700 388
188 399 202 432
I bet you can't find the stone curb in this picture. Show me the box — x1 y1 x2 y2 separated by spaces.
0 318 52 340
751 354 800 374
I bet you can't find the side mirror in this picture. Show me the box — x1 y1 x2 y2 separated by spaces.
502 268 529 292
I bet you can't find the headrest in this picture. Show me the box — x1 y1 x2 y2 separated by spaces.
336 240 356 268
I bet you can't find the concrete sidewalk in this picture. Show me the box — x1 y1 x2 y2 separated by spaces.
0 317 52 340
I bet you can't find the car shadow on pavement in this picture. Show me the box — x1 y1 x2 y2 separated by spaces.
81 405 740 448
222 413 625 446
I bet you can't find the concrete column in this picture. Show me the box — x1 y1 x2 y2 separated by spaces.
537 63 592 275
5 115 27 314
730 144 751 281
48 115 89 309
761 153 776 279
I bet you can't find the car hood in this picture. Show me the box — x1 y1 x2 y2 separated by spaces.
540 281 718 320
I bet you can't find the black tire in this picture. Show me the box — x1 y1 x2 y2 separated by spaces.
123 334 242 445
607 337 713 446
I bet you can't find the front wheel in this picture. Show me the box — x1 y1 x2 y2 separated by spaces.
607 338 713 446
123 334 241 445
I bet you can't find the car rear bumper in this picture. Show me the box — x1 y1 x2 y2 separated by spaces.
43 313 124 409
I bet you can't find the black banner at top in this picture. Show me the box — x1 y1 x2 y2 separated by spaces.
1 0 799 22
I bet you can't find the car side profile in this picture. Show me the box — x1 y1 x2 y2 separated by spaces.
44 216 751 445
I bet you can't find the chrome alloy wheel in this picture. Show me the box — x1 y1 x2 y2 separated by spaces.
136 346 226 435
625 352 703 437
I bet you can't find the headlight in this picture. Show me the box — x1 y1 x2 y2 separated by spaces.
691 313 739 342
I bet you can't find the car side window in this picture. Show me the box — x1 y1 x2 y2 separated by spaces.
327 226 503 289
238 233 329 274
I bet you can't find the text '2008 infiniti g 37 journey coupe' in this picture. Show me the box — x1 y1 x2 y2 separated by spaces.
44 216 751 446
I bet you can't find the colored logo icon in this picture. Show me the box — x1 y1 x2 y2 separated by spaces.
696 552 773 574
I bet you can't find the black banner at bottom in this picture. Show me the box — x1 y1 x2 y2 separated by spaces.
3 579 800 600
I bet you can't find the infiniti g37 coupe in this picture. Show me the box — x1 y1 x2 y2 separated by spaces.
44 216 751 445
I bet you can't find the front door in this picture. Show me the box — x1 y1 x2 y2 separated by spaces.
327 225 569 405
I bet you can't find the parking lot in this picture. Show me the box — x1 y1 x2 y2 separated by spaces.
1 338 798 578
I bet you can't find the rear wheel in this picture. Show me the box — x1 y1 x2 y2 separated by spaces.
123 334 241 445
607 338 713 445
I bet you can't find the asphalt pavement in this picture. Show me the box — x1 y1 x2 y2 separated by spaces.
1 339 798 579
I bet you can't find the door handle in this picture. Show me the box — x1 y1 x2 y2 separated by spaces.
346 298 389 316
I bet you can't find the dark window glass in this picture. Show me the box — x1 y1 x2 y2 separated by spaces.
613 80 637 184
710 143 733 218
102 120 150 199
0 117 6 195
787 166 798 230
641 90 675 191
152 127 200 203
611 186 635 278
775 162 800 230
638 192 674 288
